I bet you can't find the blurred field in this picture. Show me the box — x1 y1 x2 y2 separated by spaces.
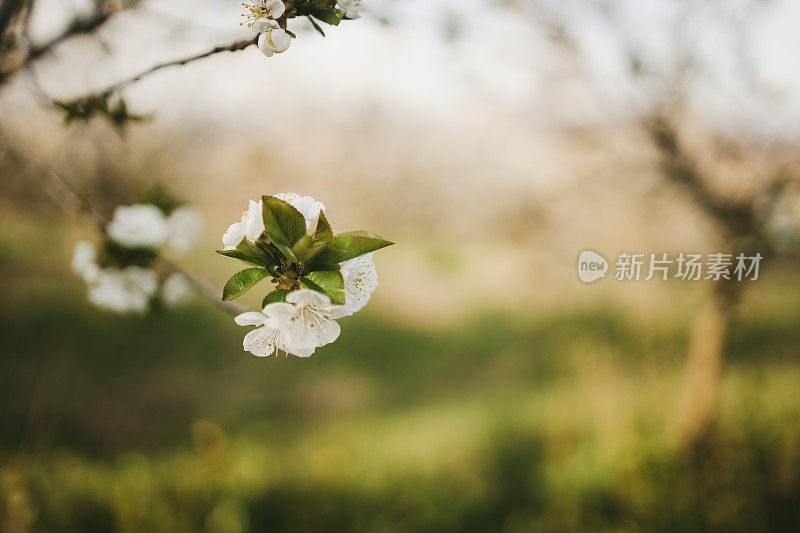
2 208 800 532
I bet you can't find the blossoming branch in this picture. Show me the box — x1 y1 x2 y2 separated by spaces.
218 193 392 358
242 0 364 57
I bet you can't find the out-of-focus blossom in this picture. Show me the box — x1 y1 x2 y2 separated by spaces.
167 207 203 255
72 241 100 283
107 204 169 249
87 266 158 314
162 273 194 306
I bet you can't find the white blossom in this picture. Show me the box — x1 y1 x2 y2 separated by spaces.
243 0 285 28
338 0 363 19
107 204 169 249
72 241 100 283
87 266 158 314
222 199 264 250
234 289 340 358
166 207 203 255
257 24 292 57
286 289 341 351
331 252 378 319
162 273 194 306
274 192 326 234
235 302 315 357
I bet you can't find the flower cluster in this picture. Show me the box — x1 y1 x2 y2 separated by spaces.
72 203 202 314
218 193 391 358
241 0 364 58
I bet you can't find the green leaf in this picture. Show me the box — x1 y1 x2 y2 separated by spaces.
307 15 326 36
306 1 345 26
333 231 394 262
261 196 306 263
262 289 288 308
300 270 345 305
306 245 344 271
215 238 277 268
312 211 334 246
222 268 269 301
292 235 325 264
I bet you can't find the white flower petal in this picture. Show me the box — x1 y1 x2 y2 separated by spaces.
286 288 332 308
222 221 246 250
244 199 265 241
235 311 269 326
265 0 285 18
251 17 277 33
332 253 378 318
262 302 296 326
268 29 291 54
258 32 275 56
243 327 277 357
273 193 326 234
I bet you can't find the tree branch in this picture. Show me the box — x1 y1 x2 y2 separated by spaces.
64 35 259 103
644 114 756 239
0 0 141 86
0 126 247 317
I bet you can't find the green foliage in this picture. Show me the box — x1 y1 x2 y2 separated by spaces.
333 231 394 262
218 196 393 305
216 238 278 268
56 96 148 132
292 0 345 26
99 239 158 268
262 288 288 308
222 267 269 301
300 269 345 305
261 196 306 263
137 183 182 215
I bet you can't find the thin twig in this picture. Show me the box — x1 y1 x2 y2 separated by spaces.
0 125 247 316
71 35 259 102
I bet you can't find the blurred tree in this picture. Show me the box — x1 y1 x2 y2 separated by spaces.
515 0 800 456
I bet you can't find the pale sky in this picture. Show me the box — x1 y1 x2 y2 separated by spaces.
20 0 800 142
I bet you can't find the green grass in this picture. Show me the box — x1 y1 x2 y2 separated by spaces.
2 218 800 531
1 288 800 532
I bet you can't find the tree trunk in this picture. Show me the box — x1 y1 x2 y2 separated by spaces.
677 280 740 455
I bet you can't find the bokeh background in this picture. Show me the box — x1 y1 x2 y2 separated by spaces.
2 0 800 531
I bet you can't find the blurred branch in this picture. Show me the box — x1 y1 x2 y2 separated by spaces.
644 114 756 239
48 35 258 128
74 35 258 102
0 0 141 87
0 126 247 317
0 0 23 40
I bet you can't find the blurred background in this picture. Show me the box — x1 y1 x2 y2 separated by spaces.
1 0 800 531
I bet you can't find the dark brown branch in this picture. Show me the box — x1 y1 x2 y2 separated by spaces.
0 0 24 40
